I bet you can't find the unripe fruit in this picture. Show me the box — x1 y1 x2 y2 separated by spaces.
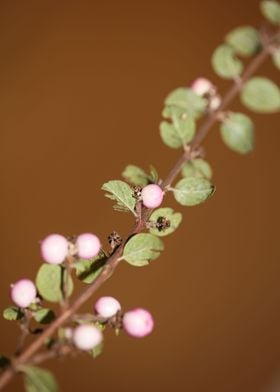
41 234 68 264
76 233 101 259
73 324 103 350
191 77 215 96
123 308 154 338
11 279 37 308
95 296 121 318
141 184 163 209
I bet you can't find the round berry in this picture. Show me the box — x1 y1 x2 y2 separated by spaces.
73 324 103 350
209 95 221 111
11 279 37 308
142 184 163 209
123 308 154 338
76 233 101 259
41 234 68 264
95 296 121 318
191 77 215 96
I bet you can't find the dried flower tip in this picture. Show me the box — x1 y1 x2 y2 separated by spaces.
108 231 123 249
156 216 171 232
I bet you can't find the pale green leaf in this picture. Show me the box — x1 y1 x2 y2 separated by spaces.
149 208 183 237
164 88 207 118
102 180 136 215
21 366 59 392
173 177 215 206
160 114 195 148
181 158 213 180
241 76 280 113
36 264 73 303
33 308 55 324
90 343 104 359
212 44 243 79
123 233 164 266
261 0 280 24
226 26 260 57
272 48 280 70
3 306 24 321
74 255 106 284
122 165 149 187
220 112 254 154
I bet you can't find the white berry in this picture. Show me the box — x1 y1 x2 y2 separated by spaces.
73 324 103 350
191 77 215 96
41 234 68 264
123 308 154 338
11 279 37 308
95 296 121 318
142 184 163 209
76 233 101 259
209 95 221 111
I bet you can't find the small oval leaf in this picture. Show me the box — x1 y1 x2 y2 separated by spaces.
3 306 24 321
261 0 280 25
160 114 195 149
149 208 182 237
123 233 164 266
226 26 260 57
74 255 106 284
212 44 243 79
164 88 207 118
21 365 59 392
33 308 56 324
181 158 213 180
241 77 280 113
36 264 73 303
220 112 255 154
102 180 136 215
122 165 149 187
173 177 215 206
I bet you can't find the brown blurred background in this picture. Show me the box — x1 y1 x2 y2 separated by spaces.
0 0 280 391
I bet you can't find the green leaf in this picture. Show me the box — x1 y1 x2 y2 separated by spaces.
261 0 280 24
212 44 243 79
33 309 55 324
0 355 10 370
74 255 107 284
160 114 196 149
220 112 254 154
149 208 183 237
21 366 59 392
272 48 280 70
226 26 260 57
173 177 215 206
3 306 24 321
102 180 136 215
122 233 164 266
36 264 73 303
90 343 104 359
122 165 149 187
149 165 159 183
164 88 207 118
181 158 213 180
241 76 280 113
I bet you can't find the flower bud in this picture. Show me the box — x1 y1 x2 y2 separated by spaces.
41 234 68 264
123 308 154 338
11 279 37 308
95 296 121 318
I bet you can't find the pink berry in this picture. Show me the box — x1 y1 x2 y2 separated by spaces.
209 95 221 111
142 184 163 209
41 234 68 264
76 233 101 259
73 324 103 350
11 279 37 308
95 296 121 318
123 308 154 338
191 77 215 96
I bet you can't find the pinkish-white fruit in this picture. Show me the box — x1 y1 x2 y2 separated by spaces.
141 184 163 209
76 233 101 259
209 95 222 111
123 308 154 338
11 279 37 308
95 296 121 318
72 324 103 350
41 234 68 264
191 77 215 96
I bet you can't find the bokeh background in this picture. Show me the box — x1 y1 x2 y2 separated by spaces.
0 0 280 391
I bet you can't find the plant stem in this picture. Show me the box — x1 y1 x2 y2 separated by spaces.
0 35 275 391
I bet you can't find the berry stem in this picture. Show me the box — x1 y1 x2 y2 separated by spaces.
0 27 278 391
